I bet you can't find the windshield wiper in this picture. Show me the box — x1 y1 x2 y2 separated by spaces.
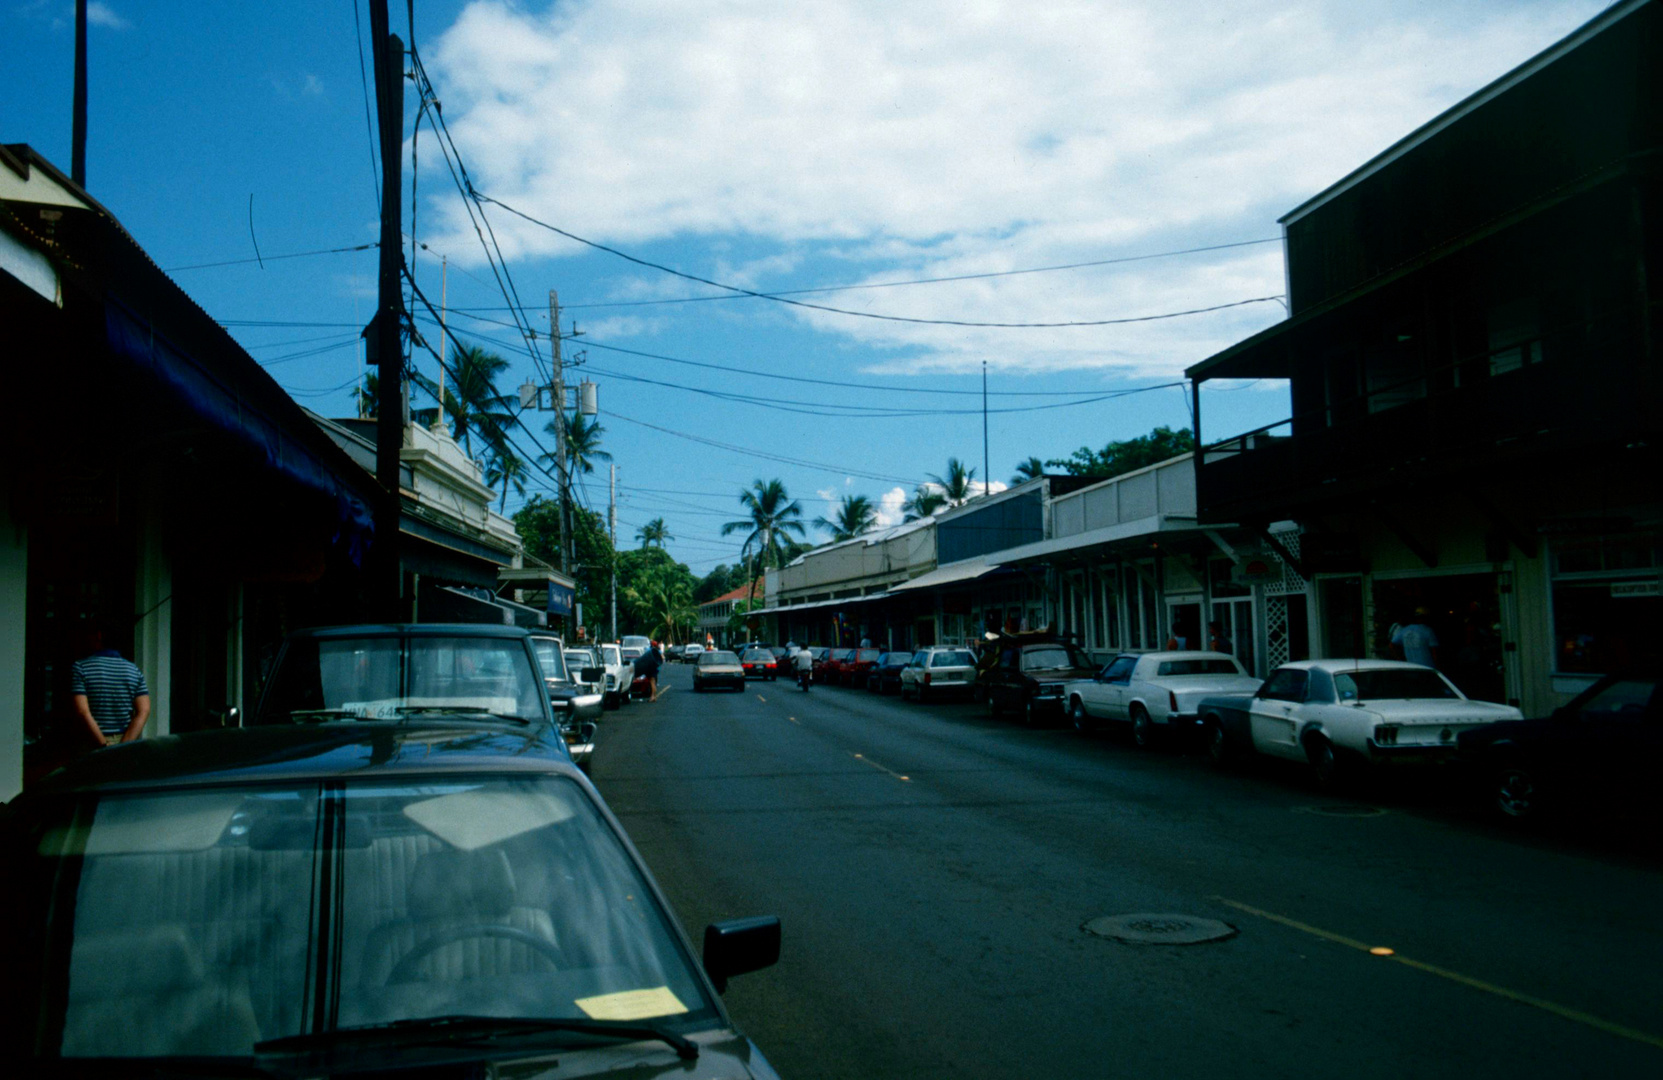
254 1015 698 1061
387 706 534 725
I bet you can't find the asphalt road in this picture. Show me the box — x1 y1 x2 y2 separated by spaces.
590 664 1663 1079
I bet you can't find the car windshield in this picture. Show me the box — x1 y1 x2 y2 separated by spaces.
1021 645 1091 672
856 649 881 662
741 650 772 662
258 637 548 724
1157 658 1243 676
564 650 596 670
931 651 975 667
15 775 717 1061
530 640 570 682
1334 668 1462 701
700 651 740 666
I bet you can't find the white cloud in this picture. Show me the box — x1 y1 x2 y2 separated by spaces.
86 3 127 30
874 485 910 529
302 73 324 96
423 0 1609 376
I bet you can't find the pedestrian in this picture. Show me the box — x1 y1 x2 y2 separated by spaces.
1391 607 1440 668
71 622 150 749
1207 620 1233 655
641 639 664 701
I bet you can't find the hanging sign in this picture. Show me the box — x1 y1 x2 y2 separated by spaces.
546 581 576 617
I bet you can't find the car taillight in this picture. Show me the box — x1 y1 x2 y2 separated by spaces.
1169 691 1179 713
923 672 932 685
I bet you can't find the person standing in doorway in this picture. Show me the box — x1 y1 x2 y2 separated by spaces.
1391 607 1441 669
71 623 150 748
1207 620 1234 655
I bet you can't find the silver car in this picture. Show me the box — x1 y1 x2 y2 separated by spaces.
899 647 979 703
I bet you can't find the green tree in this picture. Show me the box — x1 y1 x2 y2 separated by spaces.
354 372 379 419
721 479 806 608
635 518 672 548
413 345 514 459
485 450 528 513
1044 425 1196 480
616 546 698 639
513 496 618 637
903 486 947 523
540 411 611 478
1011 456 1046 484
814 494 877 541
928 457 977 508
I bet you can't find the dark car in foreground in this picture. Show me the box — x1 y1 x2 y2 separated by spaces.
1458 673 1661 823
1 724 782 1077
692 650 747 692
740 649 779 681
980 637 1099 726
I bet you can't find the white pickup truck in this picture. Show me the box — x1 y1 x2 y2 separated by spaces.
1065 651 1261 747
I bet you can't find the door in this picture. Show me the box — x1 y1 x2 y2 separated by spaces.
1248 668 1308 759
1210 597 1255 675
1167 599 1202 650
1089 655 1137 720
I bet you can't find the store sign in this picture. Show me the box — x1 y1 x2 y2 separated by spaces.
1232 555 1282 586
546 581 575 617
1610 581 1660 599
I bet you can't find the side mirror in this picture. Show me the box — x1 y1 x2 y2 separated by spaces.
703 915 780 994
578 721 597 743
582 666 604 683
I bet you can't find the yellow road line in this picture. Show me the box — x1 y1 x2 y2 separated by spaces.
1216 897 1663 1051
852 752 911 782
756 694 767 703
786 716 801 725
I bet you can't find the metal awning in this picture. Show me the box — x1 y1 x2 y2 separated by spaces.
884 557 1004 594
749 591 895 617
994 514 1207 565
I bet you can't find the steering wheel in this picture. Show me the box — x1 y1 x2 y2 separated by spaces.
386 924 565 985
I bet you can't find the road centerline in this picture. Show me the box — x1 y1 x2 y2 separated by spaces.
852 752 911 782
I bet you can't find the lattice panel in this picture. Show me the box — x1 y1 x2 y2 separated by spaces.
1264 594 1291 669
1264 532 1307 597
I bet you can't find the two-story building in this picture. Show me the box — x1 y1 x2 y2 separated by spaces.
1186 0 1660 713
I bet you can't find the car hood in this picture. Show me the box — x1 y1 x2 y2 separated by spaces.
1034 667 1099 684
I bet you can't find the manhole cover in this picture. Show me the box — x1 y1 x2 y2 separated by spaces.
1295 805 1389 818
1084 913 1237 945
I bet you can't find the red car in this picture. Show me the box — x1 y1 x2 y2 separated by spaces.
822 648 857 684
741 648 778 681
840 648 883 686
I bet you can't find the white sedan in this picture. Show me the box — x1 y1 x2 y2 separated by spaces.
1198 659 1523 787
1065 651 1261 747
597 642 631 707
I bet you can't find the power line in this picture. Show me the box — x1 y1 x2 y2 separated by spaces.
350 0 380 213
609 411 923 485
165 242 377 273
472 191 1286 330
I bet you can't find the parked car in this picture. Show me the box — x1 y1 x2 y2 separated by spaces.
741 648 779 681
809 647 833 681
665 643 686 662
840 648 883 686
867 652 913 693
980 637 1100 726
565 646 605 696
252 624 600 768
597 642 631 708
3 723 783 1076
683 643 706 663
822 648 858 683
899 647 979 702
531 635 605 767
1198 660 1524 787
1066 651 1261 747
1458 673 1661 824
693 649 746 692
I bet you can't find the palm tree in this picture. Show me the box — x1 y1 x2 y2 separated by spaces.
646 579 696 642
485 450 528 513
354 372 379 419
636 518 672 548
540 411 612 478
903 486 948 523
814 494 877 541
929 457 977 508
721 479 806 607
414 345 514 458
1011 456 1046 484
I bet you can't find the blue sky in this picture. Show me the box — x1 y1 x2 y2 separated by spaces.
4 0 1611 572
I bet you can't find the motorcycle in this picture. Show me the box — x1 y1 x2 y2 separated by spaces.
797 668 812 691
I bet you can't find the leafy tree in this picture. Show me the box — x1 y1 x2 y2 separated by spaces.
1011 456 1046 484
693 563 744 604
1044 425 1196 480
513 496 618 636
415 345 514 459
354 372 379 419
721 479 806 607
635 518 672 549
616 546 698 639
814 494 877 541
540 411 611 478
903 486 947 523
928 457 977 508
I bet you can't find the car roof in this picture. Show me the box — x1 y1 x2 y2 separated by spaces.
1285 659 1438 673
1130 651 1240 662
21 724 580 798
291 623 534 641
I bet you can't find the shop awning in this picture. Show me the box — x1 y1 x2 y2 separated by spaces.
884 557 1005 594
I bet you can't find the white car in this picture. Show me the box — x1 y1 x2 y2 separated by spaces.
564 647 604 696
1198 659 1524 787
899 647 979 702
1066 651 1261 748
682 643 706 663
597 642 631 708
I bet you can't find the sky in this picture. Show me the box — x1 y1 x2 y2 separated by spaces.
4 0 1615 573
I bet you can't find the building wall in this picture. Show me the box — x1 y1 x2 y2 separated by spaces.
1 491 27 801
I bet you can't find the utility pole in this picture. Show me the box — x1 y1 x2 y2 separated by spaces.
72 0 87 187
609 464 618 642
370 0 405 617
549 290 569 577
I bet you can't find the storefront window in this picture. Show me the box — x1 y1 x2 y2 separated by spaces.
1551 539 1661 676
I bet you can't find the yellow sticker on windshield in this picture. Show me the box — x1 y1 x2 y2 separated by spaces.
575 987 689 1021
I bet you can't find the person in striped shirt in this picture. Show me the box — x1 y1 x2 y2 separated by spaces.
70 624 151 748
